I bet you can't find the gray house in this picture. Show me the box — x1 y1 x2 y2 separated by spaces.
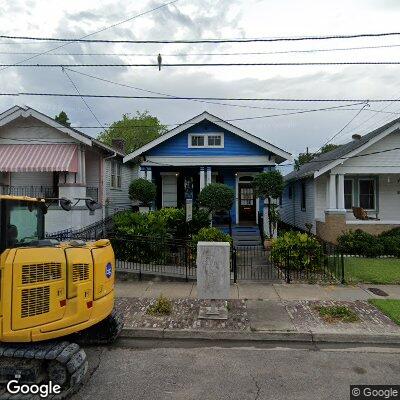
281 119 400 243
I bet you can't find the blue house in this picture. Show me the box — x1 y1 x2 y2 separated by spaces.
123 112 291 225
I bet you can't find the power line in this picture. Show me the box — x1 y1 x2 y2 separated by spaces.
3 31 400 44
317 102 370 151
2 43 400 56
4 61 400 67
1 92 400 102
62 67 104 128
0 0 178 73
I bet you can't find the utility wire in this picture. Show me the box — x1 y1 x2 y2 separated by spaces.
317 102 370 151
62 67 104 128
1 92 400 102
3 61 400 67
0 0 178 73
3 31 400 44
2 43 400 56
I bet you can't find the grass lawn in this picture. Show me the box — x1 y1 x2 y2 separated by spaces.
344 257 400 284
369 299 400 325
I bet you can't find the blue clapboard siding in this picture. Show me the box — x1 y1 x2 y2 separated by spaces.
147 120 270 157
223 170 236 222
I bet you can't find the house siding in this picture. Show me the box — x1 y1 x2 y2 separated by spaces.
281 178 316 233
147 121 270 157
105 159 136 215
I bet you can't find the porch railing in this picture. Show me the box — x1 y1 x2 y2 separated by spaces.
0 185 57 198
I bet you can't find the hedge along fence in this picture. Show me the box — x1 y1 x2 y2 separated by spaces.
337 228 400 258
270 231 345 283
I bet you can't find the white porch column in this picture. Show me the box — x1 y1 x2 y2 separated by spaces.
328 173 337 210
206 166 212 185
200 167 205 191
146 167 152 182
337 173 345 211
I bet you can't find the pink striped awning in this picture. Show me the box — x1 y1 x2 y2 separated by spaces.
0 144 78 172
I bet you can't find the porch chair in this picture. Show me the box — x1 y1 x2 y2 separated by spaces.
352 207 379 221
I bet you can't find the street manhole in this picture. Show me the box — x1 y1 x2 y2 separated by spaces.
368 287 389 297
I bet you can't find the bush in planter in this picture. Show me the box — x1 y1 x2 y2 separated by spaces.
270 231 322 270
198 183 234 213
129 178 156 206
192 227 233 247
337 230 385 257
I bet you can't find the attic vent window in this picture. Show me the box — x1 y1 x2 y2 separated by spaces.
189 133 224 148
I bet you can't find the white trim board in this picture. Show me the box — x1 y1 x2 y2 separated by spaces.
123 111 292 164
314 124 400 178
142 156 275 166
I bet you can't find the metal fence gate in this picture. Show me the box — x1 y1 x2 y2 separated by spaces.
232 245 283 282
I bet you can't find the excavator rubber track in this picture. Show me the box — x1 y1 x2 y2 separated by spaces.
71 308 124 346
0 341 87 399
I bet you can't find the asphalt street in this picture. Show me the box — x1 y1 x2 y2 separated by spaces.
71 341 400 400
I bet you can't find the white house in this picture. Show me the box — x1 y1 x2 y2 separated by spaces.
0 105 135 233
281 118 400 243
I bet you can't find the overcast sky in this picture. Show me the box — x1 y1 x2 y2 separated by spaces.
1 0 400 165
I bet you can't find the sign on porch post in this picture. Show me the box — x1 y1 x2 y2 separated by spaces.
186 198 193 222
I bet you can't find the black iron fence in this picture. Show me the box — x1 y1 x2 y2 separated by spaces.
1 185 57 198
112 235 196 281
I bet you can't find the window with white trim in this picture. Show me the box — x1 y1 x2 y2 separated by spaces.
359 179 376 210
111 160 122 188
344 179 353 209
188 133 224 148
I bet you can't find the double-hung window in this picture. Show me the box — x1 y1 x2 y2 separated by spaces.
344 179 353 209
111 160 122 188
189 133 224 148
301 181 306 211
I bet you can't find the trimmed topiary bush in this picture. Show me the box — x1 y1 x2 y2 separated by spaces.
129 178 156 206
198 183 234 212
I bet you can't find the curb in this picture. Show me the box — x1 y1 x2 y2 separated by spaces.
119 327 400 346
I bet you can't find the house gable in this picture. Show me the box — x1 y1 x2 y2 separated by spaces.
123 111 292 164
147 120 268 157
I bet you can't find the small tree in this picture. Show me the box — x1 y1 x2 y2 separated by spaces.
129 178 156 207
55 111 71 127
198 183 234 214
253 171 284 238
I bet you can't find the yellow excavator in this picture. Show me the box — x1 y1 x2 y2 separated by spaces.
0 195 123 398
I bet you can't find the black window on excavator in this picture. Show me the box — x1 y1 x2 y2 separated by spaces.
0 199 45 253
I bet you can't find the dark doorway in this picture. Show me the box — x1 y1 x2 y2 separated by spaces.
238 182 256 223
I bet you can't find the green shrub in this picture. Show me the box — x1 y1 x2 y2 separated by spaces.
198 183 234 212
380 227 400 238
270 231 322 271
337 230 385 257
147 295 173 316
379 236 400 257
192 227 233 247
129 178 156 206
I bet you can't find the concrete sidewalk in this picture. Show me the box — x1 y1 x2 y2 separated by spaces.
116 280 400 301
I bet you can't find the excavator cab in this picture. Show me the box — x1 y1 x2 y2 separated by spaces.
0 196 46 254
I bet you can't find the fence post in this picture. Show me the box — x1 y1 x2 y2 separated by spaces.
185 242 188 282
285 249 291 284
232 246 237 283
340 253 345 284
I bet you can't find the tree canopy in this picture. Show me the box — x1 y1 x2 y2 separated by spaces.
55 111 71 127
97 111 167 154
294 143 341 170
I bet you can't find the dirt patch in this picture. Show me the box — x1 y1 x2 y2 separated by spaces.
116 297 249 331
